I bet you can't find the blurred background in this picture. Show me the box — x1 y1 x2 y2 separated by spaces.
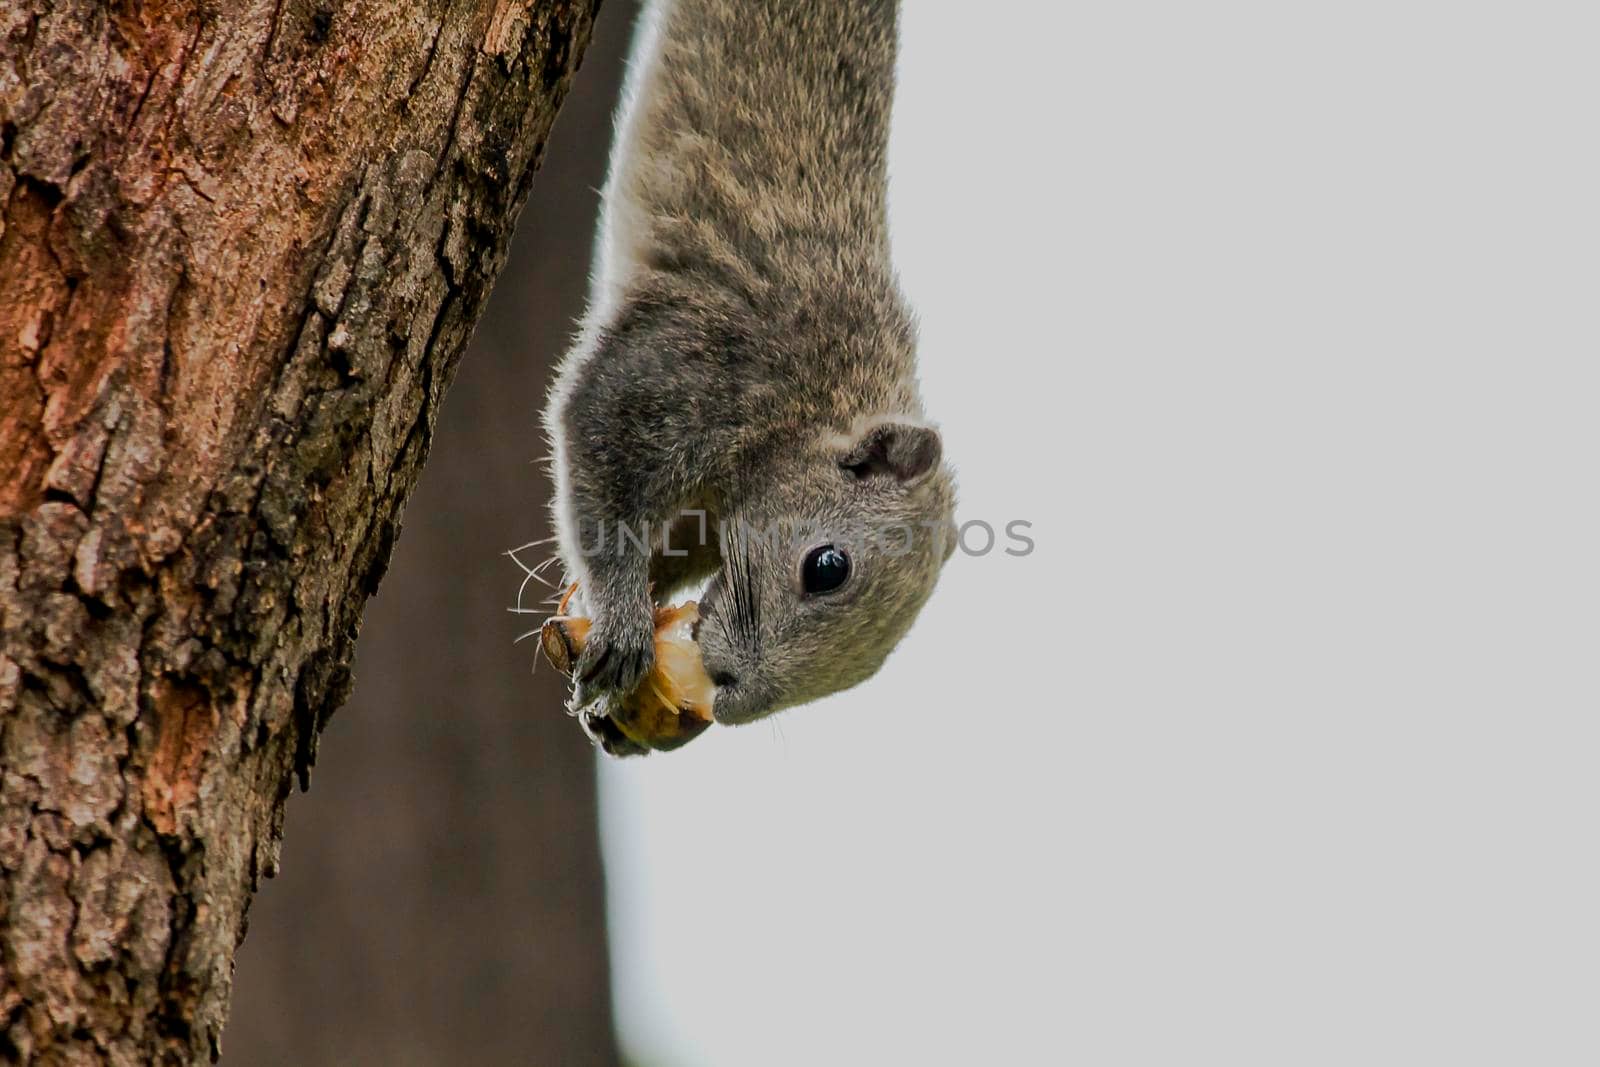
232 1 1596 1065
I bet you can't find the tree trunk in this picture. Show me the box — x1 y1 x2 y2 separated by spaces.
0 1 601 1062
222 2 639 1061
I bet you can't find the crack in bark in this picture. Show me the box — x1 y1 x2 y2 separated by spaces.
403 12 451 108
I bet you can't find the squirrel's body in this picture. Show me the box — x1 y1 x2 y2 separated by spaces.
545 0 955 744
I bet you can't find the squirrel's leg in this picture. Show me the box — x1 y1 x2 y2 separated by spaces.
550 295 726 703
554 324 707 707
564 505 657 709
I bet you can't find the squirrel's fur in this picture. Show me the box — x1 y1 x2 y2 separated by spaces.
544 0 955 736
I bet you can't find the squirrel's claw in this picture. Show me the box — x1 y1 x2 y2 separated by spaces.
571 620 655 709
579 706 652 758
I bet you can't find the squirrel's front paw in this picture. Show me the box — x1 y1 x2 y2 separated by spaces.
572 609 655 709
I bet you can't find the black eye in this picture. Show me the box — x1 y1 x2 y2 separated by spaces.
801 544 852 596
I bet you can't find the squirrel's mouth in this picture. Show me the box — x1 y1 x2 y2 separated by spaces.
687 572 754 722
707 674 783 726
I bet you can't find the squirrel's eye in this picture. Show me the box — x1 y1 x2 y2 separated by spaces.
801 544 852 596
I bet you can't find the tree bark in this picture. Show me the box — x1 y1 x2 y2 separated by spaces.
0 1 601 1062
222 3 639 1061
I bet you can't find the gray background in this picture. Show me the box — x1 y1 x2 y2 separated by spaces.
599 2 1598 1064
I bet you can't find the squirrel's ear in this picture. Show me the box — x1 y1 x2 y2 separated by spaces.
839 418 942 484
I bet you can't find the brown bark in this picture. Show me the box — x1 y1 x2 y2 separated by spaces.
222 3 640 1061
0 0 601 1062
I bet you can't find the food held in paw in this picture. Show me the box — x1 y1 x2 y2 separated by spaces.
541 599 714 754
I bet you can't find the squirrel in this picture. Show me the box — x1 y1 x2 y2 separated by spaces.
543 0 956 742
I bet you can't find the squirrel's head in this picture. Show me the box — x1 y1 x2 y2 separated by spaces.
696 415 957 725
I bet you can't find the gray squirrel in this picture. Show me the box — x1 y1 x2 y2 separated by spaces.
544 0 955 749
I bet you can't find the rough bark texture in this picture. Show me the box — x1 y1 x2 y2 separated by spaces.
0 0 600 1062
222 3 639 1061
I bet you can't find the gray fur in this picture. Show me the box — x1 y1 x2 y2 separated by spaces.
543 0 956 732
